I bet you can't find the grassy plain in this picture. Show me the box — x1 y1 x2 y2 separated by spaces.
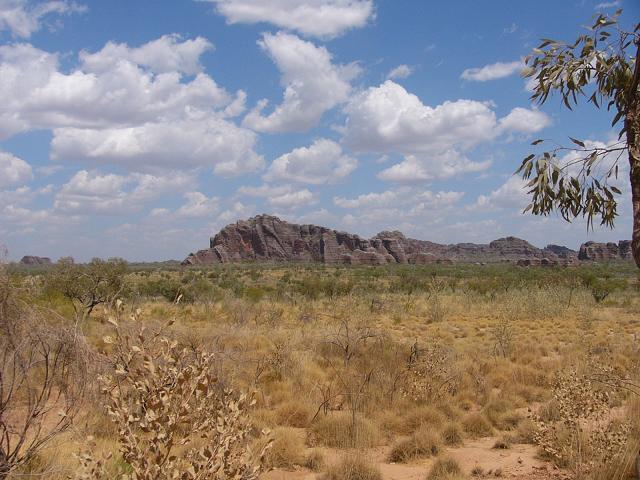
5 261 640 479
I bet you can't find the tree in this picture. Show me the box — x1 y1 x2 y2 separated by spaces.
0 263 86 479
46 257 128 324
518 10 640 266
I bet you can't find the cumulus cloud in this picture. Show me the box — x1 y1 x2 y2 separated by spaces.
202 0 374 39
53 169 193 214
238 184 317 209
0 151 32 188
175 192 219 218
51 115 264 175
498 107 551 134
387 64 412 80
342 80 550 183
264 138 357 184
471 175 529 212
334 187 466 238
79 34 213 75
461 60 522 82
0 39 262 175
243 32 360 133
377 152 491 183
0 0 85 38
343 81 499 153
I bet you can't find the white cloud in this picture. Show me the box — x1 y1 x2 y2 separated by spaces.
343 81 499 153
51 114 264 175
218 201 255 223
377 152 491 183
498 107 551 134
334 189 400 208
387 64 412 80
0 42 231 133
175 192 219 218
461 60 522 82
264 138 357 184
53 169 192 214
594 1 620 9
0 0 85 38
472 175 529 212
0 151 32 188
79 34 213 75
0 39 262 175
202 0 374 39
243 32 360 133
238 184 317 209
342 81 550 183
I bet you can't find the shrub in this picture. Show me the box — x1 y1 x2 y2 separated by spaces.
275 400 314 427
310 413 380 448
462 413 494 438
76 321 272 479
388 426 441 462
441 422 464 446
267 428 305 469
304 449 325 472
426 457 463 480
323 456 382 480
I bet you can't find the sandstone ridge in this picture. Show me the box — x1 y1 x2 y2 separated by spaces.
182 214 632 266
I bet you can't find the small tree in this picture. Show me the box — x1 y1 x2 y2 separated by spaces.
518 10 640 265
0 264 86 479
46 257 127 324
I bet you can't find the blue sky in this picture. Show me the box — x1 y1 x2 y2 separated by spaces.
0 0 637 261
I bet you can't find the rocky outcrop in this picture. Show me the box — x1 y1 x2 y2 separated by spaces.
183 214 630 266
19 256 52 266
578 241 631 262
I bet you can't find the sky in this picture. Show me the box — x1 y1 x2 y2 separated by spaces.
0 0 638 262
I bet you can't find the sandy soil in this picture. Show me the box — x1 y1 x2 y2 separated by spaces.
261 435 570 480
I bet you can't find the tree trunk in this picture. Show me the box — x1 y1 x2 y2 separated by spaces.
628 41 640 268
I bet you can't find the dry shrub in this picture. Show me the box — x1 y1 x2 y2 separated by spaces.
426 457 464 480
266 427 305 469
462 413 494 438
441 422 464 446
388 426 441 462
310 412 380 448
323 455 382 480
512 418 537 444
74 320 272 479
304 449 325 472
482 398 519 430
531 367 630 479
275 400 314 427
401 405 446 433
0 265 87 479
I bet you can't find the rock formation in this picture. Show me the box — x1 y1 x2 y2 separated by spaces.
19 256 52 266
183 214 629 266
578 241 631 262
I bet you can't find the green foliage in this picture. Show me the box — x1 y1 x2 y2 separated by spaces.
45 257 128 320
518 10 639 230
580 271 627 303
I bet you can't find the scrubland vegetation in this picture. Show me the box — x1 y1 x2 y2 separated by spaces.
2 258 640 479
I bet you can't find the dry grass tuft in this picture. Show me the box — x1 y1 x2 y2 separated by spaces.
323 456 382 480
388 426 441 462
266 427 305 469
462 413 494 438
426 457 465 480
441 421 464 446
310 413 380 448
275 400 314 428
304 448 325 472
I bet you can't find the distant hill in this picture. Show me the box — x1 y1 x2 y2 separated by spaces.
183 214 632 266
